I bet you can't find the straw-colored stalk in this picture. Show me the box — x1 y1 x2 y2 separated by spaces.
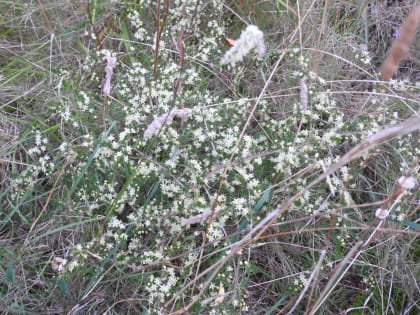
380 6 420 81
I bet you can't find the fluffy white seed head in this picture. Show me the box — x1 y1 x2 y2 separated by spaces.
398 176 416 190
375 208 389 220
144 108 192 140
221 24 265 66
103 53 117 96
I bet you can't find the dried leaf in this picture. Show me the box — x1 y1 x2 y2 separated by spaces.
225 37 236 46
214 283 225 304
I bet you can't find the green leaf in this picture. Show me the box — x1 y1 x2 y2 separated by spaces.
0 28 12 39
253 185 273 212
69 121 116 198
6 264 15 284
89 0 98 24
247 262 273 280
57 278 68 295
121 22 135 65
231 185 274 243
81 242 119 298
265 294 287 315
402 220 420 231
30 217 99 244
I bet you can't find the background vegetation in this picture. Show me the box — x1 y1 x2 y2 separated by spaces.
0 1 419 314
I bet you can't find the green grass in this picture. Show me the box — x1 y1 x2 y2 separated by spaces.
1 1 419 314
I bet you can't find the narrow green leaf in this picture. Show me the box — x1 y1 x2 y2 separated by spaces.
402 220 420 231
81 242 118 298
265 294 287 315
57 278 68 295
6 264 15 284
253 185 273 212
0 28 13 39
121 22 135 65
30 217 100 243
69 121 116 198
247 262 273 280
231 185 274 243
102 168 138 230
90 0 98 25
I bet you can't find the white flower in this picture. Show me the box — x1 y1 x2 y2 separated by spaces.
221 25 265 66
67 260 79 272
375 208 389 220
108 216 125 229
396 213 405 222
398 176 416 190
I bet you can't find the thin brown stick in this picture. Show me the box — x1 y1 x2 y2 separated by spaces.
153 0 171 74
204 149 280 179
259 226 420 241
311 0 329 72
153 0 161 74
36 0 53 33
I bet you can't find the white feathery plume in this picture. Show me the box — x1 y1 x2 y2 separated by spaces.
375 208 389 220
221 25 265 66
102 54 117 96
300 78 308 110
398 176 416 190
144 108 192 140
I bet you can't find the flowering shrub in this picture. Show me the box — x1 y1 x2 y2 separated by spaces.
3 1 419 314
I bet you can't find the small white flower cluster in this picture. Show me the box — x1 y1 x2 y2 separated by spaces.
76 91 92 113
390 79 418 92
293 272 309 290
221 25 265 66
232 197 250 216
146 267 178 304
108 216 126 229
128 8 150 41
25 130 55 173
354 44 371 65
207 221 224 245
28 130 48 156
